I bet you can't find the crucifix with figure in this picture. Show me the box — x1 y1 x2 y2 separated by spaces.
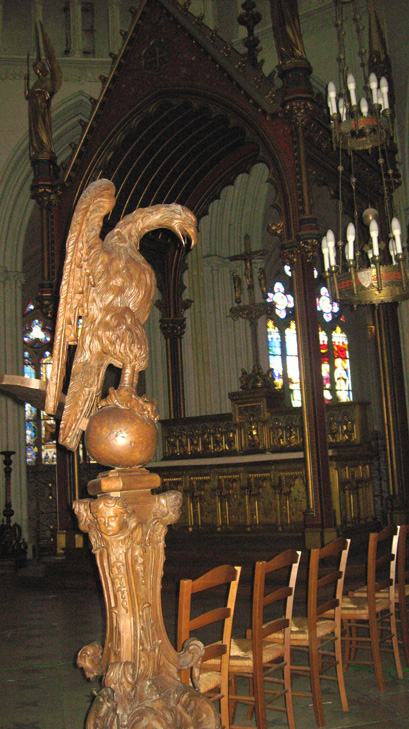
229 234 273 377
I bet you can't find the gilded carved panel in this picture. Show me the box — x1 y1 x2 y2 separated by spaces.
158 465 308 531
161 402 368 460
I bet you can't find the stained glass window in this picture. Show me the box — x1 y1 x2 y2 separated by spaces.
267 282 294 319
24 350 35 379
316 286 340 323
285 320 301 407
266 273 352 407
24 351 38 465
23 318 52 348
40 352 57 464
23 306 56 465
319 328 332 401
267 320 283 390
332 326 352 402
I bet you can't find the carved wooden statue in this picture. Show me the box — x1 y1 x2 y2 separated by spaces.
269 0 306 65
45 178 196 457
46 180 220 729
24 22 62 159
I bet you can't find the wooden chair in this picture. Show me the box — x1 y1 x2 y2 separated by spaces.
341 524 403 692
280 536 350 729
396 524 409 665
350 524 409 667
228 549 301 729
177 564 241 729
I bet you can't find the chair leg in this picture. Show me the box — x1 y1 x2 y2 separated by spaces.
400 599 409 667
284 654 296 729
343 618 351 670
334 627 349 712
253 660 267 729
369 611 385 692
229 674 237 726
349 620 358 662
309 638 325 728
219 677 230 729
390 604 404 680
246 677 254 720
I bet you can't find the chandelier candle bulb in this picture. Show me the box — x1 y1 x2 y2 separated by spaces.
360 98 369 117
379 77 389 109
391 217 402 253
322 236 330 271
338 97 346 121
327 82 338 115
369 219 379 256
377 90 384 111
368 72 378 104
326 229 336 266
346 222 355 261
347 73 357 106
389 239 397 265
344 243 350 263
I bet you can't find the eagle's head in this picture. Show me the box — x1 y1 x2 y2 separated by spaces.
164 204 198 250
114 203 198 251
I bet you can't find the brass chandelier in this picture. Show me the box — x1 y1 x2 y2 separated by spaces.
322 0 409 306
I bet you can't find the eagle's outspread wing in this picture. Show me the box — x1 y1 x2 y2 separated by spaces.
45 179 116 416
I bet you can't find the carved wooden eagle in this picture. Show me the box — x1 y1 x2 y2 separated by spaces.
45 179 197 451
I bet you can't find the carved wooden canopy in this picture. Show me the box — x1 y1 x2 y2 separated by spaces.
55 0 303 276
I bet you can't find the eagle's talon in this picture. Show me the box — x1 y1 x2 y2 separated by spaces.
99 387 159 422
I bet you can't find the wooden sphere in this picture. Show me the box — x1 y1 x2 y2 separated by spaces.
85 406 158 468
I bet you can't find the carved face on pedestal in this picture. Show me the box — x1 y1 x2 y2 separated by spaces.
90 496 130 537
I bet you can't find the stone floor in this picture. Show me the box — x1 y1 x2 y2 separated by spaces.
1 554 408 729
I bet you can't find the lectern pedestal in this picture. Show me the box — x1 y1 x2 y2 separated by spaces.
74 467 220 729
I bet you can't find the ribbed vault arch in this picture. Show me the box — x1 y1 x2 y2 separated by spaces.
74 96 263 228
66 87 295 243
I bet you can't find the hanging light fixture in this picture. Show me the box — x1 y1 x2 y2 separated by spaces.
323 0 408 306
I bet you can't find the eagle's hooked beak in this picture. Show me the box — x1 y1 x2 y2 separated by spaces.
176 222 198 249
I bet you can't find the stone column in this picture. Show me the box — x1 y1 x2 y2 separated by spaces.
0 267 28 542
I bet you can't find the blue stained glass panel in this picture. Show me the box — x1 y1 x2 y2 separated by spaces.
25 402 38 464
267 320 283 389
24 351 35 379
